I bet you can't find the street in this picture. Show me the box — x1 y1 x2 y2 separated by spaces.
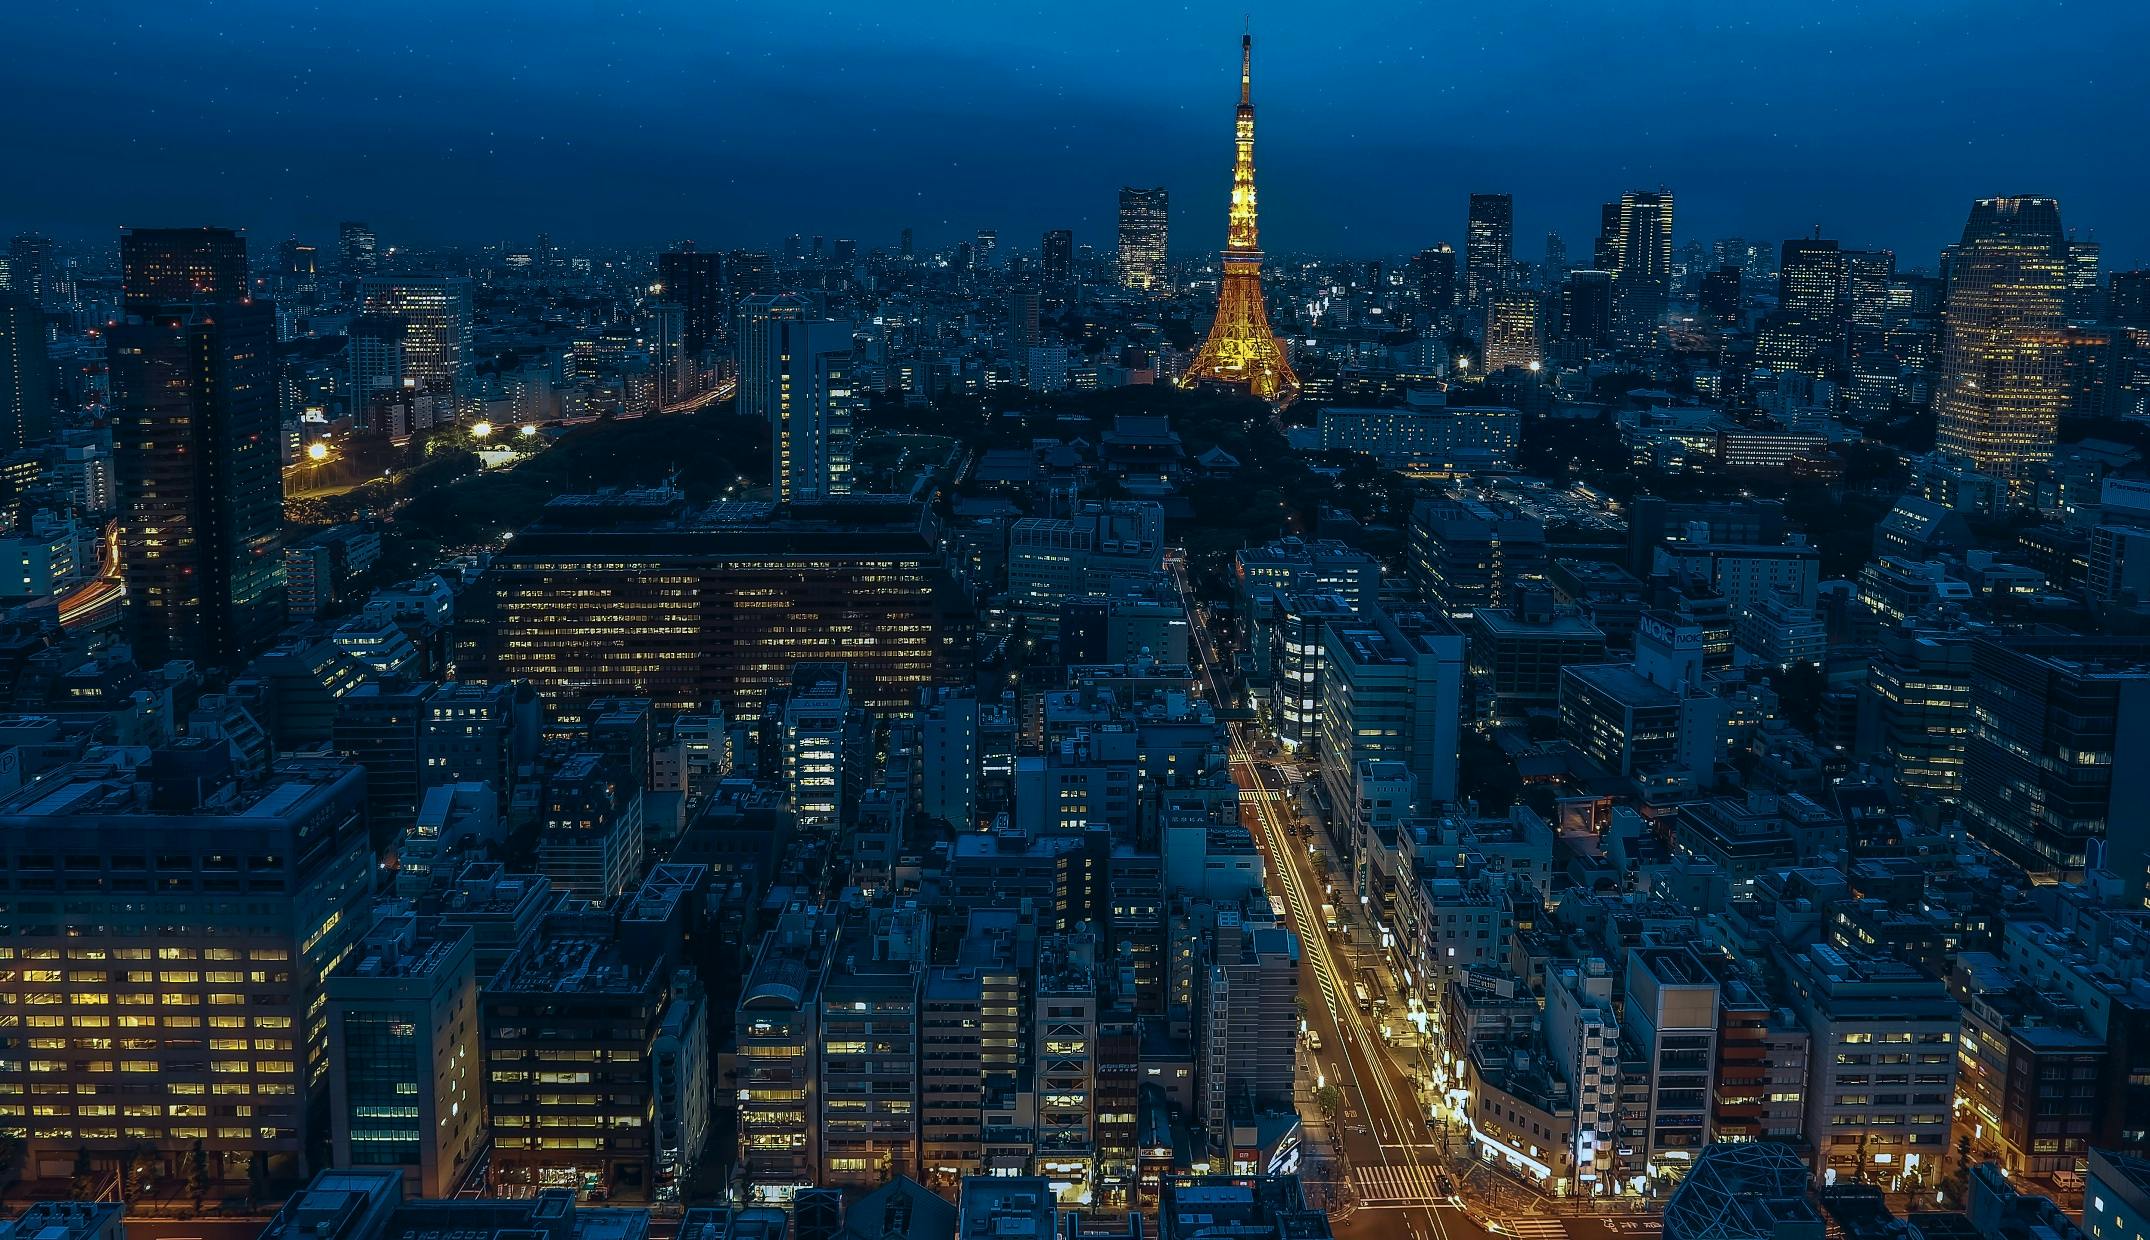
1169 551 1651 1240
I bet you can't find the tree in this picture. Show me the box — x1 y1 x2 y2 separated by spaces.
1314 1085 1343 1124
68 1143 97 1203
1851 1131 1873 1184
186 1139 211 1209
0 1131 21 1192
247 1150 271 1207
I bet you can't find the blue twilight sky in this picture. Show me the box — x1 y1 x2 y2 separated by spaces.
4 0 2148 268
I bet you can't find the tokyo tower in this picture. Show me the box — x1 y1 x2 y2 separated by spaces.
1179 33 1300 406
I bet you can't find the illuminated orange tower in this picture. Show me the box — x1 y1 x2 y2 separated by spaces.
1180 33 1300 406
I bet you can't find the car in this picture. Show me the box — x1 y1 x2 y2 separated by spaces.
1305 1031 1323 1051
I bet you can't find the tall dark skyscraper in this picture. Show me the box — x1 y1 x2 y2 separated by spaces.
1117 187 1168 291
1600 190 1674 345
1560 269 1615 347
657 245 726 354
1041 228 1075 285
2114 269 2150 328
109 299 284 666
1465 193 1513 307
1763 236 1846 377
339 221 379 273
1410 245 1457 320
1934 195 2069 486
738 294 856 503
6 235 55 306
1698 264 1742 326
120 226 250 314
0 293 54 452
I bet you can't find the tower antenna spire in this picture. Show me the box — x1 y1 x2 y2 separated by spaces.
1240 30 1253 106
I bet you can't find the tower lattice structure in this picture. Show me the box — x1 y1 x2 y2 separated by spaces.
1179 34 1300 406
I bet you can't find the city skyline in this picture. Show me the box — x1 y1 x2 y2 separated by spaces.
6 1 2150 264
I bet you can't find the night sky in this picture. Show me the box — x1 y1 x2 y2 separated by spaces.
7 0 2148 267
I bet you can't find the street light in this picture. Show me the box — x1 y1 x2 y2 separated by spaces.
470 420 494 439
305 441 330 462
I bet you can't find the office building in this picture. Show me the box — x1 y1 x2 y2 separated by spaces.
778 662 855 828
1857 623 1974 804
5 234 56 306
1960 636 2150 894
1198 924 1298 1147
2088 1148 2150 1240
339 222 379 274
1117 188 1169 290
734 910 829 1202
1483 290 1542 374
474 491 973 715
120 225 250 312
1934 196 2070 488
483 867 704 1201
0 293 52 451
1316 603 1465 817
1234 535 1382 613
1697 265 1741 326
1621 947 1720 1165
536 753 646 903
109 299 284 667
1601 190 1674 345
1007 500 1166 633
0 750 372 1185
1318 400 1520 475
1042 228 1075 284
325 915 484 1199
1466 599 1608 716
736 294 856 502
1465 193 1514 307
818 953 924 1190
1561 269 1616 346
1409 494 1549 618
358 278 476 416
649 302 689 408
1777 942 1960 1185
1412 244 1458 320
656 245 725 353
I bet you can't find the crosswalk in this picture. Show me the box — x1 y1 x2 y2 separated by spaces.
1354 1164 1449 1204
1492 1219 1569 1240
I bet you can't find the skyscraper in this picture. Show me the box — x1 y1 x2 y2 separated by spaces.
649 302 689 409
1410 245 1458 321
737 294 856 502
657 244 726 353
1934 196 2069 487
1180 34 1299 405
120 226 250 313
2067 236 2102 320
339 221 379 273
1465 193 1514 307
1041 228 1075 285
0 293 53 452
1602 191 1674 345
6 235 55 306
1561 270 1616 346
358 277 476 416
1764 237 1846 378
1117 187 1168 290
109 299 285 667
1483 290 1542 374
